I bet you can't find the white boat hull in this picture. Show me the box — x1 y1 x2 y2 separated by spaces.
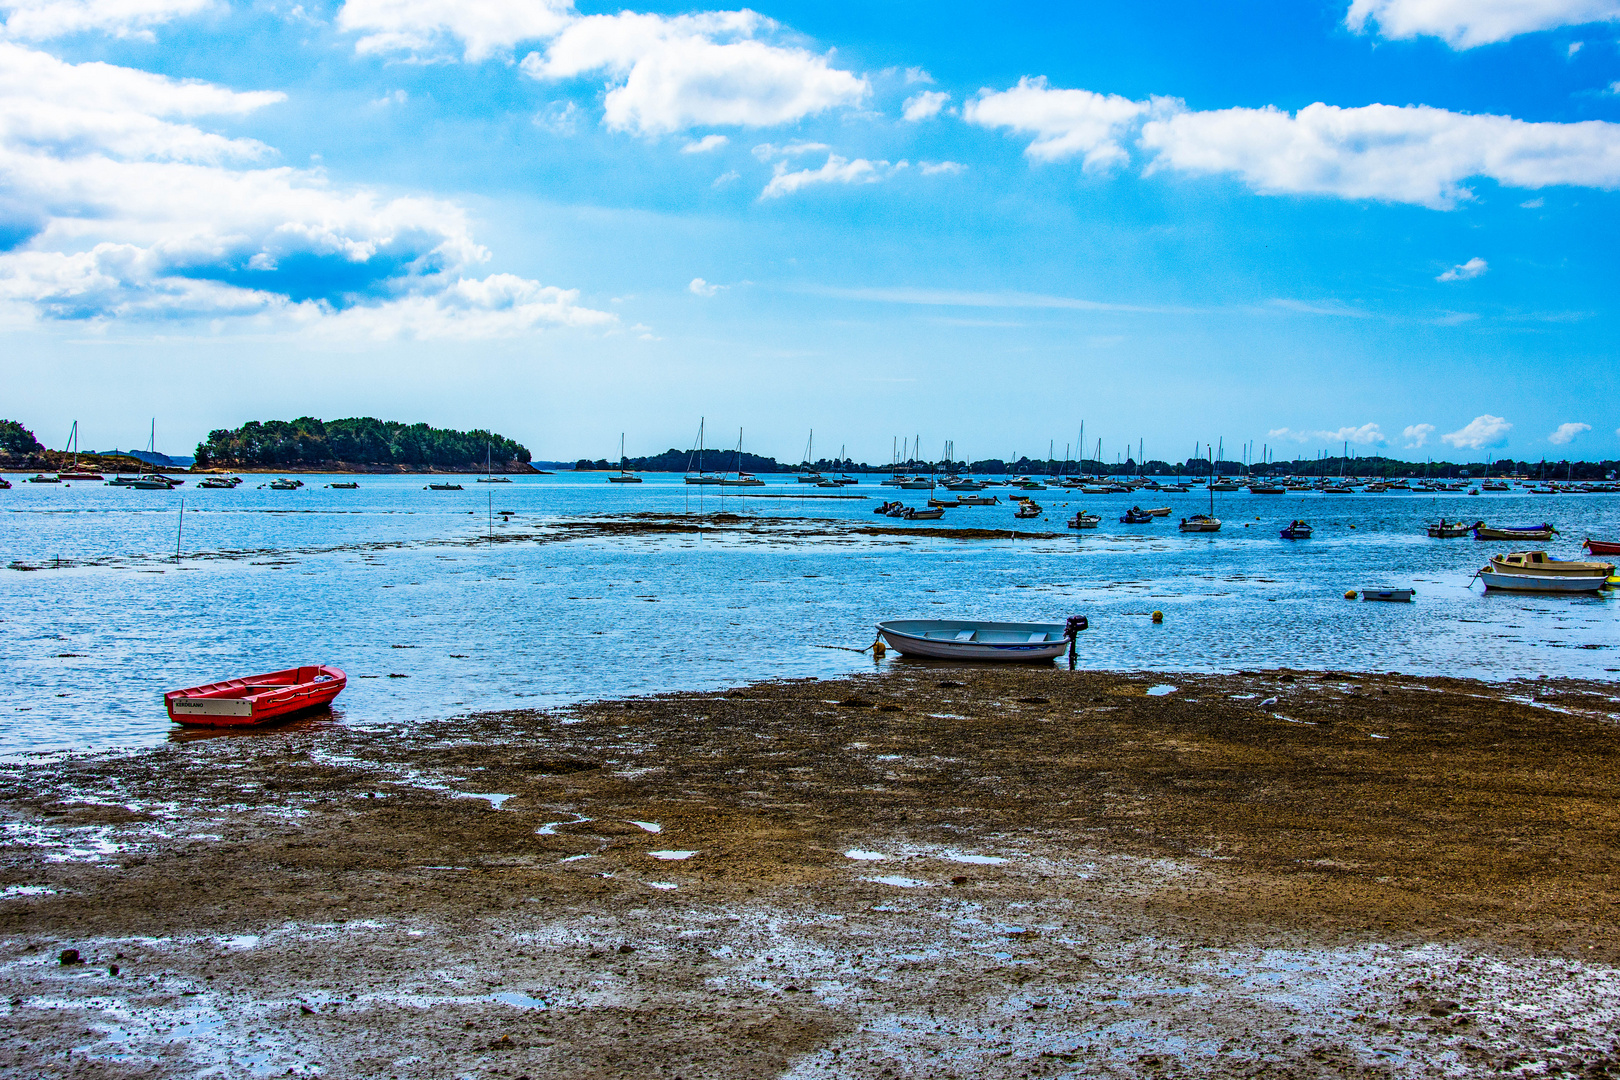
877 620 1070 662
1480 569 1608 593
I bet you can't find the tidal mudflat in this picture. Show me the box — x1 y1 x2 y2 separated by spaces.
4 666 1619 1077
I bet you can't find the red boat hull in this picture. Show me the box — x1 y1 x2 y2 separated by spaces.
165 665 346 726
1585 538 1620 555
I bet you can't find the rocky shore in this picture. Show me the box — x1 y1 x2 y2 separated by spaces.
3 667 1618 1077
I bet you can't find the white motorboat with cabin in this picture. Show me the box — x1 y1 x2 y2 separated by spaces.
1478 551 1613 593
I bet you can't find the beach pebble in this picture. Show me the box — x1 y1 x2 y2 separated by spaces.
58 949 81 966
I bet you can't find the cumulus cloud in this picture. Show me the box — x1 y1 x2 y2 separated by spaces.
759 154 895 199
752 140 828 160
1345 0 1620 48
1140 100 1620 209
0 43 610 336
0 0 216 41
519 10 867 136
920 160 965 175
1437 256 1488 281
1548 421 1591 444
901 90 949 122
1268 424 1386 445
1403 423 1436 448
681 133 728 153
964 76 1147 170
688 276 723 296
1442 414 1513 449
337 0 576 62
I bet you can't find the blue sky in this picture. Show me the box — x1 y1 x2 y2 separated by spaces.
1 0 1618 465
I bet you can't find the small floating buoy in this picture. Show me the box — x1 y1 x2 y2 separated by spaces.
872 637 886 658
1344 590 1357 600
1151 610 1164 623
1348 524 1356 529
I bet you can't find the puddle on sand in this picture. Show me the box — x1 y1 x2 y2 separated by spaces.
867 876 929 888
844 849 886 861
489 991 548 1009
947 854 1007 865
537 813 591 835
629 821 662 833
1 885 55 897
645 881 679 890
648 850 698 860
1146 684 1177 696
455 792 513 809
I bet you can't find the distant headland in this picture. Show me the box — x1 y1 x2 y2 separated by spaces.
192 418 534 474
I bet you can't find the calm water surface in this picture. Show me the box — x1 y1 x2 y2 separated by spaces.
2 472 1615 756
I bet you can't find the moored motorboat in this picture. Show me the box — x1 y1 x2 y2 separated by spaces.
1362 587 1415 602
875 620 1072 662
904 507 945 520
1178 514 1221 533
1248 483 1286 494
1478 551 1614 593
165 665 346 726
1473 521 1556 541
874 500 904 515
957 494 999 506
0 477 10 489
1121 506 1153 524
327 481 359 489
1144 506 1172 516
426 482 463 491
1014 501 1042 519
1427 519 1470 538
26 474 61 483
1280 520 1313 539
269 478 301 490
1067 511 1100 529
1584 538 1620 555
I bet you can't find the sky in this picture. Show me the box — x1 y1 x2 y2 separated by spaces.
1 0 1619 466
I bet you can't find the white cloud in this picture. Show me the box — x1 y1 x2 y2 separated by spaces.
903 66 933 85
1442 414 1513 449
1345 0 1620 48
370 89 408 107
688 276 722 296
533 100 579 135
1548 421 1591 444
760 154 893 199
752 140 828 160
1402 423 1436 448
337 0 576 62
519 10 868 136
1570 40 1585 54
964 76 1147 170
920 160 965 175
902 90 949 122
1268 424 1387 445
681 133 728 153
1437 256 1488 281
0 43 609 337
1521 196 1545 207
1141 100 1620 209
0 0 216 41
711 169 739 186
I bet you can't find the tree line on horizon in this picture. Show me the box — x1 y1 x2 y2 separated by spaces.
194 418 530 468
575 448 1619 480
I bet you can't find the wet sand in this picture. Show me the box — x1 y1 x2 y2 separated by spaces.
4 666 1619 1077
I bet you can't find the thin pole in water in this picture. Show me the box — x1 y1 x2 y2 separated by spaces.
175 497 184 562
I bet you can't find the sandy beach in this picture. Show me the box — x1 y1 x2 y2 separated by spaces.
4 666 1619 1077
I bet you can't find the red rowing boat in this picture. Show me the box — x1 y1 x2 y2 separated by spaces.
1585 538 1620 556
165 665 346 726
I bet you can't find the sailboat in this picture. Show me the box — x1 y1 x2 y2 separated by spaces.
797 431 823 483
685 418 724 484
607 433 641 483
1179 446 1222 532
477 438 511 483
718 428 765 486
57 421 103 480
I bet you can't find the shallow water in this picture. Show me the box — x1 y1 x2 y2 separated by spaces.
1 471 1615 756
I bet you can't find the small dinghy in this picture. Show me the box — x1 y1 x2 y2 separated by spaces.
1584 538 1620 556
426 482 464 491
1280 520 1313 540
1473 521 1556 541
165 665 346 726
1067 511 1100 529
876 620 1072 662
1362 588 1415 602
1014 502 1042 519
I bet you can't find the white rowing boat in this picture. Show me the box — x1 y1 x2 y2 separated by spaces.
876 620 1070 661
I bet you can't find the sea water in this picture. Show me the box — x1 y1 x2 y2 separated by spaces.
1 472 1614 756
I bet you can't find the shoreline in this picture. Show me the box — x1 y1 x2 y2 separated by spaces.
4 666 1619 1076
